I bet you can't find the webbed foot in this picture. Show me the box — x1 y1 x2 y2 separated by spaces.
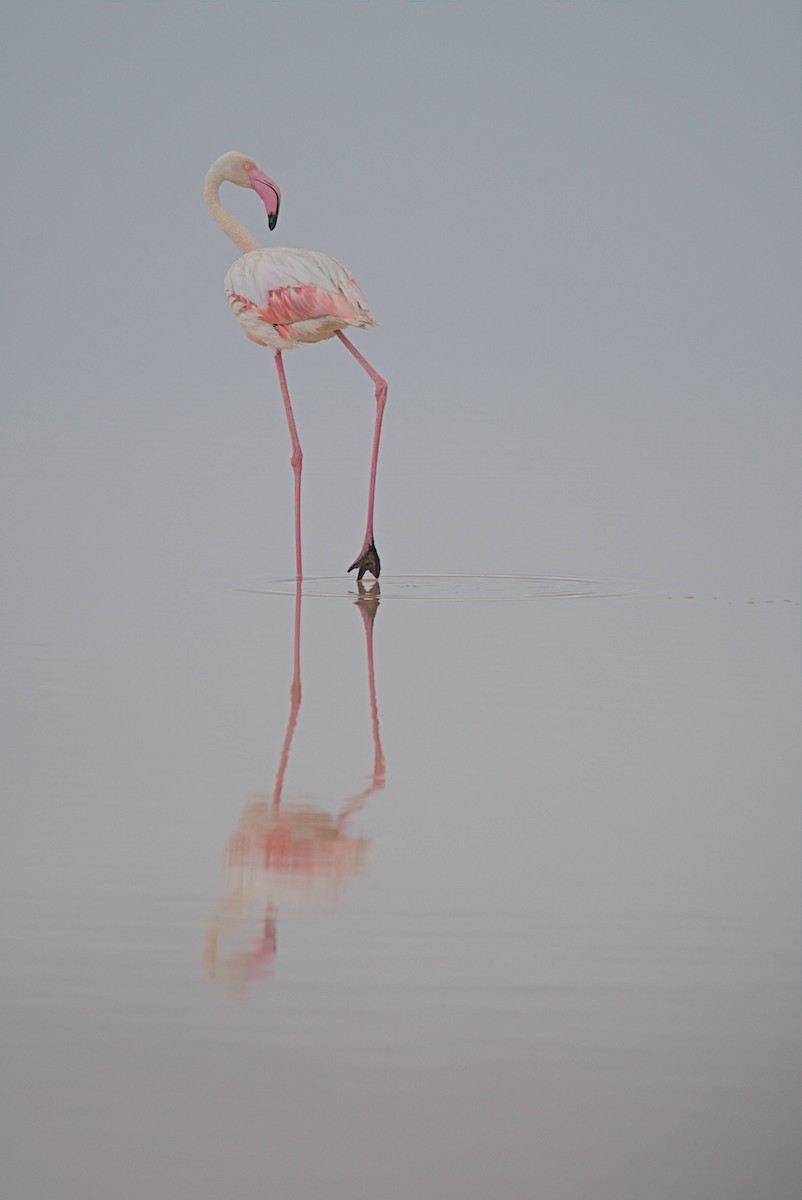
348 540 381 580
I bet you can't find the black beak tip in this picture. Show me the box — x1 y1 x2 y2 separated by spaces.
268 210 279 231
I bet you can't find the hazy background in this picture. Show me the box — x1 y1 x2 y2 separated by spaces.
2 1 799 601
2 4 800 1199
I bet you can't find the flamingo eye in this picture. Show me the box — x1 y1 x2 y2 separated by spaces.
243 161 254 173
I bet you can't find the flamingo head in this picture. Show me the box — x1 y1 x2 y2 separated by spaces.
211 151 281 230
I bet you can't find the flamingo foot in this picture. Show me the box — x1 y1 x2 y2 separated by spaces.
348 540 381 580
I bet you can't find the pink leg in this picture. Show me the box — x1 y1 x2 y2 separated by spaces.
273 351 303 579
336 331 387 579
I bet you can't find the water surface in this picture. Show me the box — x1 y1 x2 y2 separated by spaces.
3 562 799 1199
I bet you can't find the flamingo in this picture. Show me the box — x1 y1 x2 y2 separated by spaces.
204 151 387 580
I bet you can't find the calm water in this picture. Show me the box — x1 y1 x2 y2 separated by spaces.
2 554 800 1198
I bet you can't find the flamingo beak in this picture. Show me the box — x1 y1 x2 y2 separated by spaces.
248 167 281 230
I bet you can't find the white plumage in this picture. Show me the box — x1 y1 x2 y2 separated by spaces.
225 246 377 350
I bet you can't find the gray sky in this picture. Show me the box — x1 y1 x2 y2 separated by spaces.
2 1 800 598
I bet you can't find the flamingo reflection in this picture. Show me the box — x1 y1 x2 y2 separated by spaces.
204 581 385 989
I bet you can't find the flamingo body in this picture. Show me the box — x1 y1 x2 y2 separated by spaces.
226 247 376 350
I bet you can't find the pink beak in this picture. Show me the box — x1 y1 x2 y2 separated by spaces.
247 167 281 230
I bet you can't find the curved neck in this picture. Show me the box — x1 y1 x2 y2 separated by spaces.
204 171 261 255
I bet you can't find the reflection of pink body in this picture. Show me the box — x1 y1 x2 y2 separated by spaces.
263 823 363 875
205 151 387 580
224 804 369 881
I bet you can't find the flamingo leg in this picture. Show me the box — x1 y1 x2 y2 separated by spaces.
336 331 387 580
273 351 303 579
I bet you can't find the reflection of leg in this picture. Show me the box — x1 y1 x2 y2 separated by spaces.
361 584 385 790
272 580 302 806
274 351 303 579
336 331 387 579
338 582 385 828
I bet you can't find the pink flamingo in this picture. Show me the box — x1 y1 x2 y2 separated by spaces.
204 151 387 580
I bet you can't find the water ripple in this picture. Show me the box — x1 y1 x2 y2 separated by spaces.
241 573 638 602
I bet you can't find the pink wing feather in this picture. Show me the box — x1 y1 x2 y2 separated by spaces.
225 247 376 342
